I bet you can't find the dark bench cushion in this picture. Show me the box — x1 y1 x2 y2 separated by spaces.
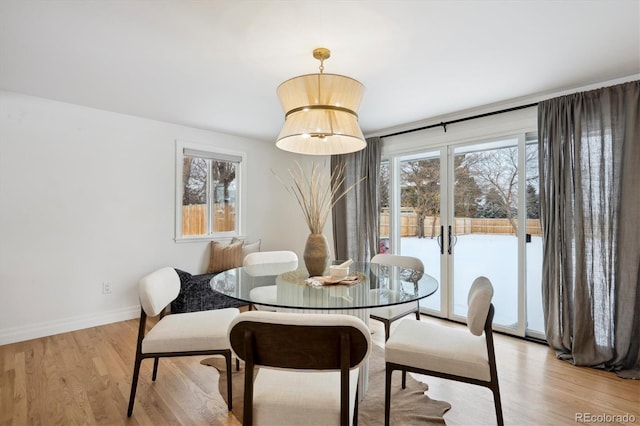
171 268 247 313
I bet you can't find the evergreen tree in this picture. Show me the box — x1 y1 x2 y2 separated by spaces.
526 184 540 219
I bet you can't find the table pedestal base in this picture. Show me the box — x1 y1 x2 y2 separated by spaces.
277 306 370 400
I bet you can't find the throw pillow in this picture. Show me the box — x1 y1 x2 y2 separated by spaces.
242 239 261 260
174 268 193 284
207 239 243 274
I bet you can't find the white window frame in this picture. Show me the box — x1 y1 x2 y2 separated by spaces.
175 140 247 242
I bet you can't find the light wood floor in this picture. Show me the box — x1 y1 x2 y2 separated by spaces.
1 314 638 426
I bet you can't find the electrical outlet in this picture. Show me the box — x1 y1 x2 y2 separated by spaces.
102 281 112 294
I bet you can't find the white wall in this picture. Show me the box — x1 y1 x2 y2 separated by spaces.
0 91 315 344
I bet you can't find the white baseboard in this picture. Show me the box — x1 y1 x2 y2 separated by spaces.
0 305 140 345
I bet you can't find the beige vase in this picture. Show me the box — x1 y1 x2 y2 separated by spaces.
303 233 330 277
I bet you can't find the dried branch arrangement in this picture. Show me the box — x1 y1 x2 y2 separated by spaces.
273 161 365 234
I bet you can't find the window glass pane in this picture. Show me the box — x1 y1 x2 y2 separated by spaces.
379 160 390 253
182 156 208 236
398 152 442 313
211 160 237 233
453 141 519 328
525 136 544 335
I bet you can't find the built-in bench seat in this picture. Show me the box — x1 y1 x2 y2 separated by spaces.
170 238 261 313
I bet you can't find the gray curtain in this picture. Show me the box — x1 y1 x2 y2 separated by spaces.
331 136 382 262
538 81 640 377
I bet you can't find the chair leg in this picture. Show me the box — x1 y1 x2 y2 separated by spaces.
384 364 393 426
401 370 407 389
415 310 421 320
152 357 159 381
354 385 359 426
225 351 233 411
127 357 142 417
236 357 240 371
492 385 504 426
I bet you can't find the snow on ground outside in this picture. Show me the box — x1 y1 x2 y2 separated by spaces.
400 234 544 333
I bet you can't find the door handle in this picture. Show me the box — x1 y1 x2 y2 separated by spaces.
526 233 532 243
437 226 444 255
448 225 458 255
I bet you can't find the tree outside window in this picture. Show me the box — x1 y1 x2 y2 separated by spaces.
384 143 539 238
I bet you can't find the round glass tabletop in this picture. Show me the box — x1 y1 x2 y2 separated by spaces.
210 261 438 311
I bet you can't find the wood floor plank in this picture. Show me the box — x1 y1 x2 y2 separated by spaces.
12 351 27 426
2 344 15 372
0 365 15 425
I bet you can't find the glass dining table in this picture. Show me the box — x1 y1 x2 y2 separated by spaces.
210 260 438 313
210 260 438 397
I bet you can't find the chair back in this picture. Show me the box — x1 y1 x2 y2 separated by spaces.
229 311 371 370
243 250 298 265
230 311 371 426
371 253 424 272
466 276 494 336
243 251 299 276
138 267 180 317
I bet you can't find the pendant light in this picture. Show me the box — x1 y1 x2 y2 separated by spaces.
276 48 366 155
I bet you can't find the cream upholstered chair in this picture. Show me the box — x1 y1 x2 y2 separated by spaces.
127 267 240 417
384 276 503 426
228 311 371 426
369 253 424 341
243 250 298 311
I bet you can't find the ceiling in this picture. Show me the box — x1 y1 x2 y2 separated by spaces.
1 1 638 142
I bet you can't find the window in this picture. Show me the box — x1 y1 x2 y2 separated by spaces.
175 141 246 240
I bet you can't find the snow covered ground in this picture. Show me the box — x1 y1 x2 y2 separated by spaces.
400 234 544 334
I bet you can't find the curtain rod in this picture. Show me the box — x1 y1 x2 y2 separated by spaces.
381 102 539 138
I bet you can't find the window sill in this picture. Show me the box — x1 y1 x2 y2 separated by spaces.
174 234 246 244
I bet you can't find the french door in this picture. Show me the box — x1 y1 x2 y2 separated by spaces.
382 133 544 338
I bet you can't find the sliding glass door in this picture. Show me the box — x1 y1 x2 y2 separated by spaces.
450 139 520 330
381 133 544 338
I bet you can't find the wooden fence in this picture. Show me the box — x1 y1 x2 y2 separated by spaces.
184 204 541 238
379 212 542 238
182 204 235 235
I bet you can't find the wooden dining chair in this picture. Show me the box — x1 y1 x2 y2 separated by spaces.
384 276 503 426
228 311 372 426
369 254 424 341
243 250 298 311
127 267 240 417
